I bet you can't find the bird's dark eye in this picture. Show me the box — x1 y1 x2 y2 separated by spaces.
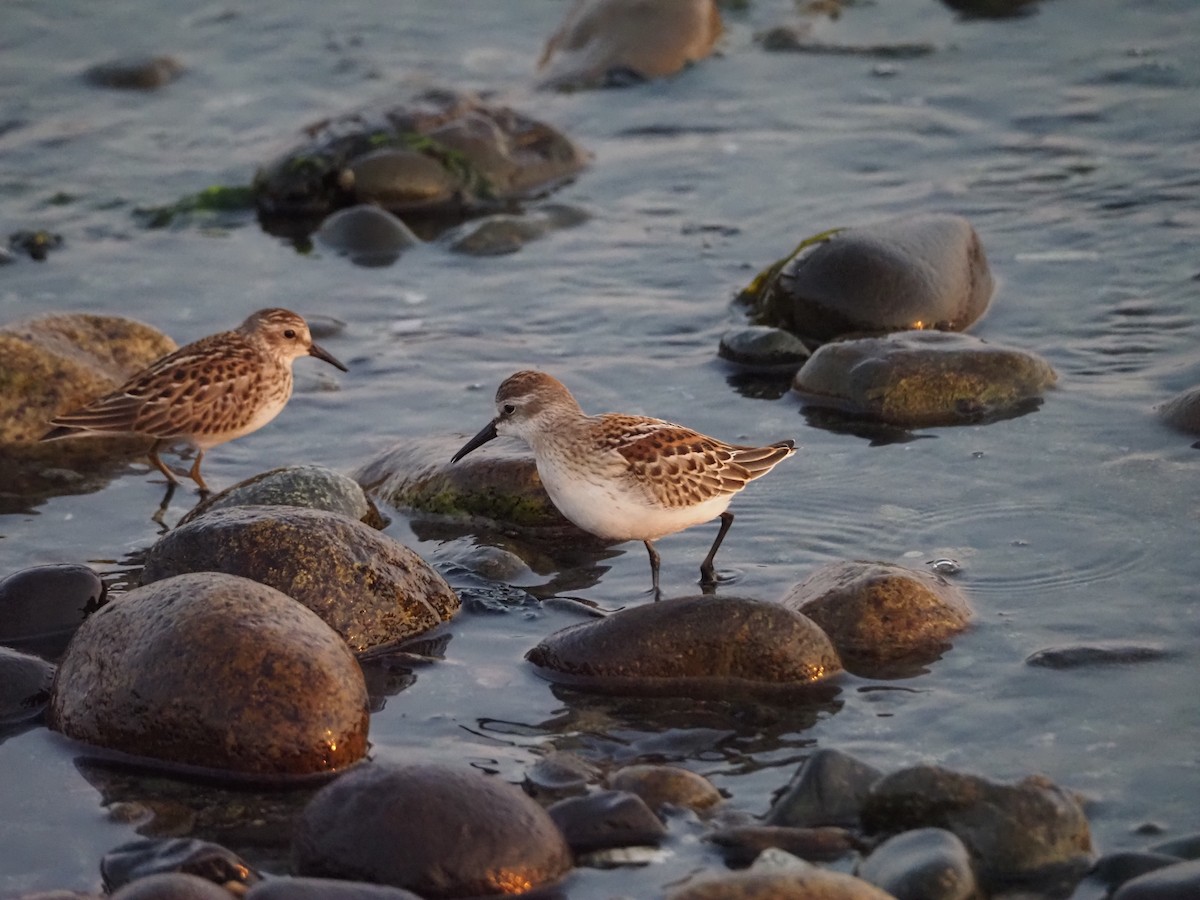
502 403 516 415
283 329 297 339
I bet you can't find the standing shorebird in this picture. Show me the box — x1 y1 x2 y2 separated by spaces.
41 308 347 493
451 370 795 597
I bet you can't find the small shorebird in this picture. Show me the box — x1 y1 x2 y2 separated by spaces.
41 308 347 493
452 370 795 597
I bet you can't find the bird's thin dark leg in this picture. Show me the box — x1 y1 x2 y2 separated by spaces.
148 441 180 486
644 540 662 601
188 450 209 494
151 480 177 530
700 512 735 586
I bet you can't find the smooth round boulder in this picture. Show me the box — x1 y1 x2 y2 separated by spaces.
718 326 812 373
669 866 894 899
856 827 977 900
108 874 233 900
765 748 884 828
315 205 421 267
793 330 1056 428
49 572 369 776
781 561 972 675
860 766 1093 891
537 0 723 90
743 214 993 343
84 55 184 90
178 465 385 529
246 879 424 900
526 595 842 698
0 313 176 447
140 506 459 653
1113 858 1200 899
607 764 722 816
1158 385 1200 435
0 563 106 657
547 790 667 852
292 762 572 897
0 646 55 724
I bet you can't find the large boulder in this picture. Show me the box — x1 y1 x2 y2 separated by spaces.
49 572 369 776
140 505 459 652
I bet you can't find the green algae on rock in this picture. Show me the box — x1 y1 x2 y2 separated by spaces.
252 88 589 235
793 330 1056 428
353 435 582 532
140 506 459 653
49 572 369 777
740 215 993 343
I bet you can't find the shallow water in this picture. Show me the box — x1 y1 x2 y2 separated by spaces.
2 0 1200 894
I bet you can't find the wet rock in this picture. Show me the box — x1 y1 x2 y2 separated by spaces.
718 326 812 373
1026 643 1170 669
1158 385 1200 435
1113 858 1200 899
353 434 580 532
0 563 106 658
781 561 971 675
941 0 1043 19
757 25 935 59
860 766 1093 891
607 763 722 816
669 863 895 899
1086 851 1184 896
246 879 424 900
292 761 572 897
547 789 667 852
765 748 884 828
109 874 234 900
1148 832 1200 858
856 827 977 900
0 646 54 724
741 214 993 343
84 55 184 90
49 572 369 776
178 464 385 529
538 0 723 90
793 331 1056 428
445 204 589 256
526 594 842 698
315 205 421 267
525 750 601 800
0 313 176 447
9 229 63 261
102 839 261 894
140 506 459 652
706 825 862 866
253 88 588 234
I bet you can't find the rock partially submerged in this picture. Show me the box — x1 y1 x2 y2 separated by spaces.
253 88 589 236
178 464 385 528
537 0 724 90
781 561 972 675
741 215 994 343
526 594 842 698
49 572 369 776
141 506 458 653
0 563 106 660
793 330 1056 428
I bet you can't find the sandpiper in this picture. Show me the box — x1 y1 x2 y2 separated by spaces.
41 308 347 492
452 370 795 597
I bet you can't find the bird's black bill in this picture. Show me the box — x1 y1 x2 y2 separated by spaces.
451 420 498 463
309 341 348 372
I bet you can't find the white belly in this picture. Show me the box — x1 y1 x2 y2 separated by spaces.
538 459 732 542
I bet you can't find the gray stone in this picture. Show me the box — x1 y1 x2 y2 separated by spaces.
856 827 977 900
765 748 884 828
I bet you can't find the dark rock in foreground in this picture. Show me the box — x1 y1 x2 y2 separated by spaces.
49 572 369 776
765 748 884 829
793 330 1056 428
1158 385 1200 435
861 765 1093 891
293 762 572 897
669 866 895 899
607 763 722 817
0 646 54 725
856 827 977 900
526 595 842 698
141 506 459 652
0 563 106 659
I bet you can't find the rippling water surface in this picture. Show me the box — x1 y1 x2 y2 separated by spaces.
2 0 1199 894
